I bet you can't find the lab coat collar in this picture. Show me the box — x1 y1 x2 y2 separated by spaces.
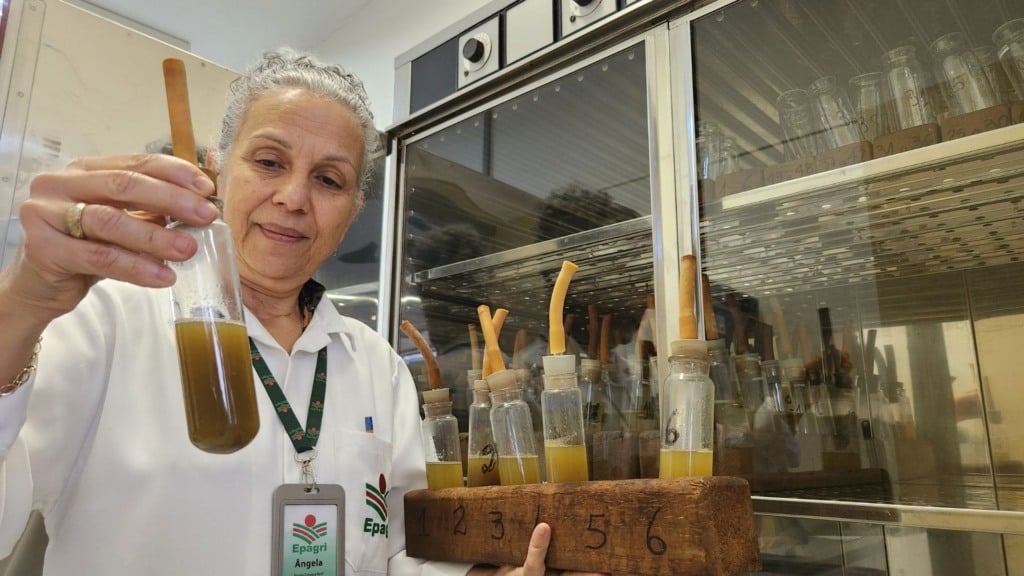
244 288 358 355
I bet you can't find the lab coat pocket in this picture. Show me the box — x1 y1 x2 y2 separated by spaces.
336 430 393 575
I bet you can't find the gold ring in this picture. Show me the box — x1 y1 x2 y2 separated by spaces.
65 202 88 240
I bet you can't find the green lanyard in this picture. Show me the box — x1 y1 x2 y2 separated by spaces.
249 337 328 454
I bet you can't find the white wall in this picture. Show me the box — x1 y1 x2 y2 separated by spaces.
315 0 477 128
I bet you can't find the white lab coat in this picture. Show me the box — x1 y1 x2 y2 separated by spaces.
0 280 468 575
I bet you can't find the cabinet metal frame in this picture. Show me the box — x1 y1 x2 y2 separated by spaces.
389 26 683 360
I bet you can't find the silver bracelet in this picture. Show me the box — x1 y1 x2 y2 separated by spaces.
0 337 42 397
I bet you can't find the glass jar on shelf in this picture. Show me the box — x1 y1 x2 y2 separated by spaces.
696 120 723 180
755 358 799 472
973 45 1018 104
849 72 890 142
776 89 821 160
808 75 864 149
993 18 1024 101
708 339 753 476
734 352 765 419
930 32 998 116
882 45 937 130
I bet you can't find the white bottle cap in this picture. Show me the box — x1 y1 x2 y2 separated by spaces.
542 354 576 376
421 388 450 404
708 338 727 352
670 339 709 357
486 369 518 392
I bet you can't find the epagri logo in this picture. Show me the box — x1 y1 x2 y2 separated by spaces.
292 514 329 557
363 473 389 538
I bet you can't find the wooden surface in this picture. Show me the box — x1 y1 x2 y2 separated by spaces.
940 104 1012 140
763 156 816 186
873 123 940 157
715 168 764 198
814 141 872 172
405 477 760 576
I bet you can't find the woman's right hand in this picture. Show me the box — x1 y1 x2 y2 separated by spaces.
5 153 218 322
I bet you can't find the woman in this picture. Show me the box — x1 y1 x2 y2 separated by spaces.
0 49 586 576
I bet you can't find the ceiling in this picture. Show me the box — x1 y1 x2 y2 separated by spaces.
77 0 374 72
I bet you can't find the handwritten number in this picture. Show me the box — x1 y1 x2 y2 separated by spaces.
585 514 608 550
453 505 467 536
417 507 429 536
489 510 505 540
646 507 667 555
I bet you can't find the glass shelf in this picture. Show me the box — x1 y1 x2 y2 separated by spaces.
701 123 1024 299
410 217 653 331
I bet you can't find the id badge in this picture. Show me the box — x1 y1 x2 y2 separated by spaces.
272 484 345 576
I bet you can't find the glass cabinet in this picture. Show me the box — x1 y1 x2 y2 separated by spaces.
676 0 1024 573
392 36 672 481
389 0 1024 573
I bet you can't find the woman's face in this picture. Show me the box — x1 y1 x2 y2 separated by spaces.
219 88 365 296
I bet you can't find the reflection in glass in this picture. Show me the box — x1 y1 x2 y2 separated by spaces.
398 46 652 432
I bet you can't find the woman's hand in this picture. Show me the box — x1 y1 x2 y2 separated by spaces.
469 523 610 576
6 154 217 321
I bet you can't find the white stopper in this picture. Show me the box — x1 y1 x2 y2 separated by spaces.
670 339 709 357
421 388 450 405
542 354 576 376
486 369 518 392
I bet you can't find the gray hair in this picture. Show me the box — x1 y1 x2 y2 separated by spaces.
215 48 379 195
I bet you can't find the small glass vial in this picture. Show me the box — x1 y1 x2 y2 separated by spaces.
931 32 998 115
762 359 797 418
882 45 937 130
488 370 541 485
696 120 723 180
659 340 715 478
599 362 625 432
541 355 589 483
624 359 657 432
466 379 500 487
168 197 258 454
708 339 753 476
421 388 463 489
733 352 765 416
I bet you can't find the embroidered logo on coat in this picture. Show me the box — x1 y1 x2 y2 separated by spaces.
363 473 389 538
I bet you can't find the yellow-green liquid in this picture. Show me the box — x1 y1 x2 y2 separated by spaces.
467 454 501 487
426 461 464 489
544 443 589 483
659 449 714 478
498 455 542 485
175 320 259 454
